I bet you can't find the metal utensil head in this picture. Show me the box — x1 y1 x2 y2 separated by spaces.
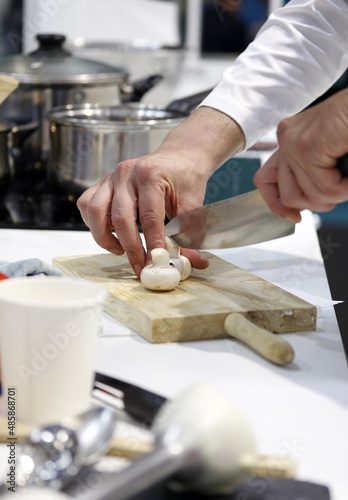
17 425 79 490
16 406 117 490
165 190 295 249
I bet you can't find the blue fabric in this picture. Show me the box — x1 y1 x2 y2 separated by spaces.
0 259 62 278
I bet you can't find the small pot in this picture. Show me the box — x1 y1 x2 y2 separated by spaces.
0 34 162 176
47 89 212 198
68 39 185 105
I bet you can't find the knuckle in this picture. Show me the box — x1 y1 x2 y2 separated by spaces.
110 208 130 231
276 118 289 138
277 117 294 142
134 159 161 184
116 160 136 183
139 210 160 232
76 196 85 212
76 190 90 210
86 199 102 216
124 247 140 259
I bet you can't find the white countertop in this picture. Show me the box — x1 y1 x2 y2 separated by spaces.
0 210 347 499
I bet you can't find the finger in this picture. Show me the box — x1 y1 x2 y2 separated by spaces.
278 155 336 213
136 165 168 255
109 168 147 277
77 179 104 227
307 162 348 204
180 249 210 269
85 178 125 255
254 152 301 223
110 192 146 277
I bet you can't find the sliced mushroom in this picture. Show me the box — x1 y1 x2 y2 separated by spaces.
165 236 192 281
140 248 181 291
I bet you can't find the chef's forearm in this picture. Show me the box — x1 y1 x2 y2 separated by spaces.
158 106 245 178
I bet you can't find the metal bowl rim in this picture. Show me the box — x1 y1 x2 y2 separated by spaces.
48 103 187 129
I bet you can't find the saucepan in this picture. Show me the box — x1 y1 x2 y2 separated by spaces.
47 88 213 198
68 38 185 105
0 34 162 176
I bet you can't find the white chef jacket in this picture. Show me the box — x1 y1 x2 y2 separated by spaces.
200 0 348 150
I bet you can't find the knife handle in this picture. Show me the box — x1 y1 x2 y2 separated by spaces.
337 153 348 177
224 313 294 365
94 372 167 426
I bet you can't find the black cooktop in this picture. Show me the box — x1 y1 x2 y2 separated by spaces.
0 166 87 231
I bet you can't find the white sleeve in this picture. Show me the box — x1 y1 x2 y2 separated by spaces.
199 0 348 150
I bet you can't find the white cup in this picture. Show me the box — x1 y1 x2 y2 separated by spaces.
0 276 106 425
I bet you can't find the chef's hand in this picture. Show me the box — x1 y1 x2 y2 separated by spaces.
254 87 348 222
77 107 245 277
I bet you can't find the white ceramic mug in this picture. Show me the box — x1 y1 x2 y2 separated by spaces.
0 276 106 424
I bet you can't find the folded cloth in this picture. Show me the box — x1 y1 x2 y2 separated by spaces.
0 258 62 278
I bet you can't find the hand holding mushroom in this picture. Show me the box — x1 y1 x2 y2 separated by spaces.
140 237 193 291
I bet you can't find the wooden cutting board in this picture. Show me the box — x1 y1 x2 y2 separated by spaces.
53 252 316 345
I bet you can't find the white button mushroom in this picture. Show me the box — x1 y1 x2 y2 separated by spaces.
165 236 192 281
140 248 181 291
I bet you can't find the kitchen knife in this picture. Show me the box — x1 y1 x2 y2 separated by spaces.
165 189 295 250
94 372 167 426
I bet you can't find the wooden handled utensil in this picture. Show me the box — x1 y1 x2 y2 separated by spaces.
0 74 19 106
224 312 294 365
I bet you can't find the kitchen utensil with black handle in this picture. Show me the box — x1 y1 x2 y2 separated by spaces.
94 372 167 426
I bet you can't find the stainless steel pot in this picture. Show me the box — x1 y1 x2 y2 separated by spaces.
47 89 212 198
68 39 185 105
0 34 161 176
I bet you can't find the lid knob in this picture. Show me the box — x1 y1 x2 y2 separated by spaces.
29 34 72 57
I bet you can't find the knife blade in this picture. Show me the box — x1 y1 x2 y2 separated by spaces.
164 189 295 249
93 372 167 426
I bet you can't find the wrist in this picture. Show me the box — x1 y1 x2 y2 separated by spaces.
159 106 245 177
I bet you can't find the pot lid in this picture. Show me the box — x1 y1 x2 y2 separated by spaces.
0 34 128 86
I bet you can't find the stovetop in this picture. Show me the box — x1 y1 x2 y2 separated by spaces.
0 166 87 231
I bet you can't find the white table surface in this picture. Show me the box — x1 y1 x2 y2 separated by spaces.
0 209 347 499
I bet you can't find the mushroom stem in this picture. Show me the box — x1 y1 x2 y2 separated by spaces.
165 236 193 281
151 248 171 267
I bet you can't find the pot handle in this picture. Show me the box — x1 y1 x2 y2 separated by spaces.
10 121 40 148
29 34 71 57
120 75 163 103
165 88 214 114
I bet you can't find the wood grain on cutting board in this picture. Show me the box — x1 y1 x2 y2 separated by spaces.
53 252 317 343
